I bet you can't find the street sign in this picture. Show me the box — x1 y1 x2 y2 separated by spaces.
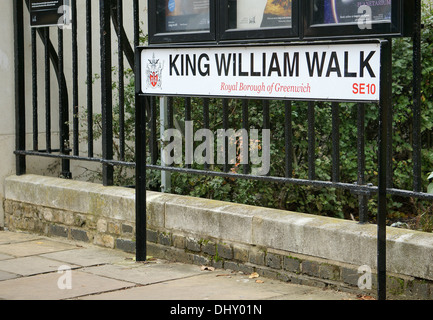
138 41 381 102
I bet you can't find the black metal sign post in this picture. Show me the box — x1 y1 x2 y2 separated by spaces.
135 94 147 262
378 39 391 301
135 43 147 262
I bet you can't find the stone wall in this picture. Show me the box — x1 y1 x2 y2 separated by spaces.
4 174 433 300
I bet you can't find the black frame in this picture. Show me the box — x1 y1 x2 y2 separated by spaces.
148 0 216 44
219 0 300 42
303 0 413 39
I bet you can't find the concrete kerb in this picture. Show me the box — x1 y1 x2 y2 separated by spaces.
3 174 433 298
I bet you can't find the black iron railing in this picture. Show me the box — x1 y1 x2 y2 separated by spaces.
14 0 140 178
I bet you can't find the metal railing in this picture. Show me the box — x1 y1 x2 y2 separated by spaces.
14 0 140 184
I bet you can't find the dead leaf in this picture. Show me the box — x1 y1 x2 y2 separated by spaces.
256 279 264 284
357 294 376 300
201 266 215 272
249 272 259 279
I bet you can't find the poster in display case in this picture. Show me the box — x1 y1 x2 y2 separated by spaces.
148 0 215 44
219 0 299 41
304 0 414 39
30 0 70 28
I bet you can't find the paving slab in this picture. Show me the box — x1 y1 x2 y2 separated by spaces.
0 256 79 276
41 247 134 267
0 270 18 281
81 261 205 285
0 231 361 301
78 272 354 300
0 253 13 261
0 270 136 300
0 231 42 245
0 239 79 257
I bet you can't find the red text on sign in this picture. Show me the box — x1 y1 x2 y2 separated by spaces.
352 83 377 95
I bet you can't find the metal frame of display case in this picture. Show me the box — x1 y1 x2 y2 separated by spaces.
148 0 217 44
218 0 300 43
303 0 414 39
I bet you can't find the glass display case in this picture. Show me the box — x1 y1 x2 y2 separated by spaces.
148 0 216 44
304 0 412 39
219 0 299 42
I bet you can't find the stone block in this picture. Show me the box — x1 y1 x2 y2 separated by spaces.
266 253 282 270
238 263 255 275
49 224 68 238
283 256 301 273
319 264 340 281
158 232 172 246
71 229 89 242
165 197 254 244
248 248 265 266
147 230 158 243
217 243 233 260
172 234 186 249
61 211 75 226
224 261 239 272
108 221 121 235
97 219 108 233
122 224 134 234
192 254 210 266
341 267 360 287
302 260 320 278
233 246 248 262
41 208 54 222
186 238 201 252
116 239 135 253
256 267 279 280
94 234 115 249
211 259 223 269
405 280 430 300
202 240 216 256
146 192 168 229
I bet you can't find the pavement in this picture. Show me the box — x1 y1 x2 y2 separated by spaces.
0 230 360 301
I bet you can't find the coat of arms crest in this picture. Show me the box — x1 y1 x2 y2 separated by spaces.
146 53 164 89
